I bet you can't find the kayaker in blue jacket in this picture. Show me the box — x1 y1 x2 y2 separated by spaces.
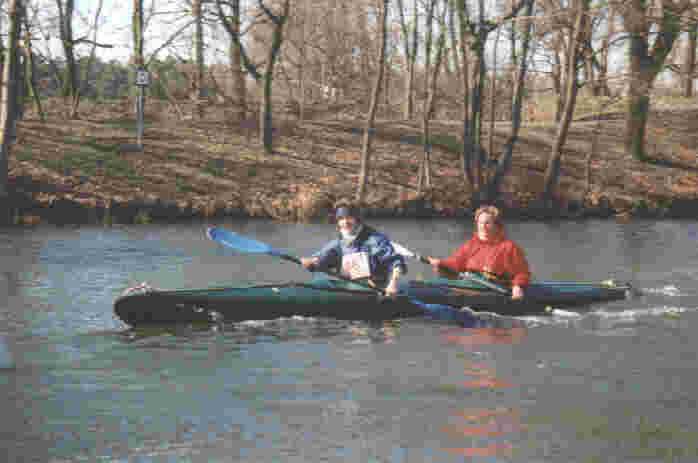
300 202 406 296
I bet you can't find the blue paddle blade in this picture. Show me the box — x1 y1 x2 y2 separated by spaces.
409 297 481 327
206 227 300 264
206 227 273 254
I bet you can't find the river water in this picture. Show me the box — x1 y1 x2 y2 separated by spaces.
1 218 697 462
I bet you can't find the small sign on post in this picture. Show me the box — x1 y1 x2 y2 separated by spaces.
119 68 150 153
135 68 151 87
134 68 149 149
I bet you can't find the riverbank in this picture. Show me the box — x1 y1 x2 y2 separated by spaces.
5 98 698 225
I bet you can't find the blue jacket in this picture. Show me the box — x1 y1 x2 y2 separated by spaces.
312 225 407 286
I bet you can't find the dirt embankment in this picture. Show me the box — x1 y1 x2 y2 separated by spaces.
5 101 698 226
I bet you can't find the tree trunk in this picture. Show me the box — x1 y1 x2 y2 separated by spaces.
625 66 651 160
470 0 486 192
261 0 290 153
598 8 614 96
0 0 21 207
133 0 144 66
419 1 446 193
406 0 417 120
194 0 205 119
132 0 145 125
217 0 289 153
23 29 44 121
12 42 23 123
487 26 502 186
56 0 77 104
227 0 246 119
447 0 463 92
458 0 530 196
70 0 104 119
486 0 535 201
298 0 309 121
230 38 246 118
683 23 697 98
583 17 597 97
456 0 473 187
396 0 417 120
356 0 388 204
543 0 589 201
620 0 687 160
553 36 565 122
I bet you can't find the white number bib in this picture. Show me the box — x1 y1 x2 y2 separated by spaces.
341 252 371 280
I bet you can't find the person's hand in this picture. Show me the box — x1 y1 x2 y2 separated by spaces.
384 267 402 297
512 285 524 300
384 280 398 297
300 257 319 271
426 257 441 274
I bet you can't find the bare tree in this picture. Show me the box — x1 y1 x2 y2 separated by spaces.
446 0 463 92
217 0 290 153
486 0 536 202
133 0 145 67
395 0 419 120
215 0 247 119
21 3 44 121
70 0 105 118
456 0 532 199
297 0 310 120
55 0 77 101
418 0 447 193
615 0 692 160
487 25 502 176
53 0 113 118
683 18 697 97
455 0 473 186
356 0 389 204
598 6 616 97
543 0 590 201
0 0 22 210
543 0 569 122
192 0 205 119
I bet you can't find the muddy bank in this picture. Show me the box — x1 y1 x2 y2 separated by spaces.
3 174 697 227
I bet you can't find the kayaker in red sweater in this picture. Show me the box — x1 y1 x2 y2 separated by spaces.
427 205 531 300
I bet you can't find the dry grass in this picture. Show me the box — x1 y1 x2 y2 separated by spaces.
11 95 698 219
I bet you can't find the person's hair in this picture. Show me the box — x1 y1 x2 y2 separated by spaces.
474 205 503 228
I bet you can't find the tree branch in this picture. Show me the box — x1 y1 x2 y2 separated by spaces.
72 36 114 48
145 18 197 69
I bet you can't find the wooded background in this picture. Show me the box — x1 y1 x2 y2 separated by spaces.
0 0 697 209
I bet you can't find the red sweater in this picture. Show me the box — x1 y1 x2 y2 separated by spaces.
439 232 531 287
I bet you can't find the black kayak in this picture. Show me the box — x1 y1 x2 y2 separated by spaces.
114 277 632 326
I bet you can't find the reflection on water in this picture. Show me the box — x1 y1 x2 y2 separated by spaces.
440 322 528 457
0 335 13 369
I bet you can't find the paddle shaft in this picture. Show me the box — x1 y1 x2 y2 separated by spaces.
207 227 385 294
390 240 510 295
277 253 302 266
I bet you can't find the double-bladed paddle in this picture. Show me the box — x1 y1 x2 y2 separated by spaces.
205 227 482 325
389 240 511 295
207 226 379 289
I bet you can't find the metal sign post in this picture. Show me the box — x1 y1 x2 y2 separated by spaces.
119 68 151 153
135 68 150 148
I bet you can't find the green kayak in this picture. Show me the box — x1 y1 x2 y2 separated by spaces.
114 277 631 326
